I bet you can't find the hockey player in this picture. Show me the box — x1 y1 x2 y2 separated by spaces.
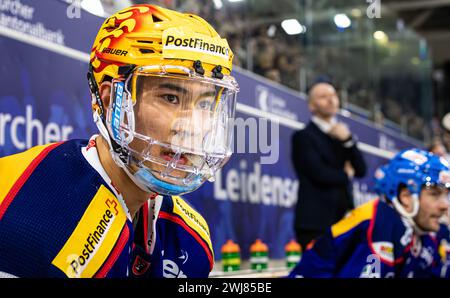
289 149 450 278
0 5 238 278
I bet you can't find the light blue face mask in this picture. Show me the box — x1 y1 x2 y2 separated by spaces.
134 168 203 196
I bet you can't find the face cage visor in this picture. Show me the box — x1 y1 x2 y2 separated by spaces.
106 65 238 195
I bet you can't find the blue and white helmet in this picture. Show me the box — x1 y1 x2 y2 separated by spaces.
374 148 450 218
373 164 389 199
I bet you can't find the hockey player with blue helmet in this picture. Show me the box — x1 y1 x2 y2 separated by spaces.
289 148 450 278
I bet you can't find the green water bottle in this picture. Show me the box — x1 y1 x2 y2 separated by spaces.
285 239 302 268
221 239 241 272
250 239 268 271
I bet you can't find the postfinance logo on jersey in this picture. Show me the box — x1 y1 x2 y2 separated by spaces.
172 196 213 255
52 185 126 278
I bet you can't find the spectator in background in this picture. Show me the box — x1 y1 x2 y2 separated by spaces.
277 53 301 90
227 33 247 68
428 139 448 158
252 36 276 77
291 81 367 250
264 69 281 83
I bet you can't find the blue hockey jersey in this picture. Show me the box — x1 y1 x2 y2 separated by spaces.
437 223 450 266
288 199 450 278
0 136 214 278
0 139 133 277
129 195 214 278
399 227 448 278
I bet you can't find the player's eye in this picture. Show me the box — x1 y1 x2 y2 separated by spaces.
161 94 179 104
196 99 213 110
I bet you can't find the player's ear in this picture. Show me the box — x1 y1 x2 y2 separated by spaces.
398 186 413 212
99 81 112 109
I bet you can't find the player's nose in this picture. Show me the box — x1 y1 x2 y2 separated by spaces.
438 197 449 213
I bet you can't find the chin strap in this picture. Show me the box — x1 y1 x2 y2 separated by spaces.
121 164 154 193
392 194 419 218
392 194 428 235
134 168 202 196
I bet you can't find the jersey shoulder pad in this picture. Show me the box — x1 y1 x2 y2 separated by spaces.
0 142 62 213
370 199 410 243
331 199 377 238
160 196 213 257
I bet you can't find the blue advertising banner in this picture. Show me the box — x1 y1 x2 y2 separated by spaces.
0 0 422 261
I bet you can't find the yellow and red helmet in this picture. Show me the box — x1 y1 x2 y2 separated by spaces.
87 5 239 196
89 4 233 100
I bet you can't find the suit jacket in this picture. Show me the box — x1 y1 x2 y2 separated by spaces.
292 121 367 232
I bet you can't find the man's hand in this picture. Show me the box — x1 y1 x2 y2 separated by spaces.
344 161 355 179
329 122 351 141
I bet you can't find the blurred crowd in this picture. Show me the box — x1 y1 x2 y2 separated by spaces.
175 0 303 90
101 0 302 90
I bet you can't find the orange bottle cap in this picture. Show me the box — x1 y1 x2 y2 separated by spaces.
250 239 268 252
221 239 240 253
285 239 301 252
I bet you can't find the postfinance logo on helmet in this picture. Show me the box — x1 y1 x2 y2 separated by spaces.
163 27 231 61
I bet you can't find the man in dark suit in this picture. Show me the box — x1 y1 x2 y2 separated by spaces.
292 82 367 250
